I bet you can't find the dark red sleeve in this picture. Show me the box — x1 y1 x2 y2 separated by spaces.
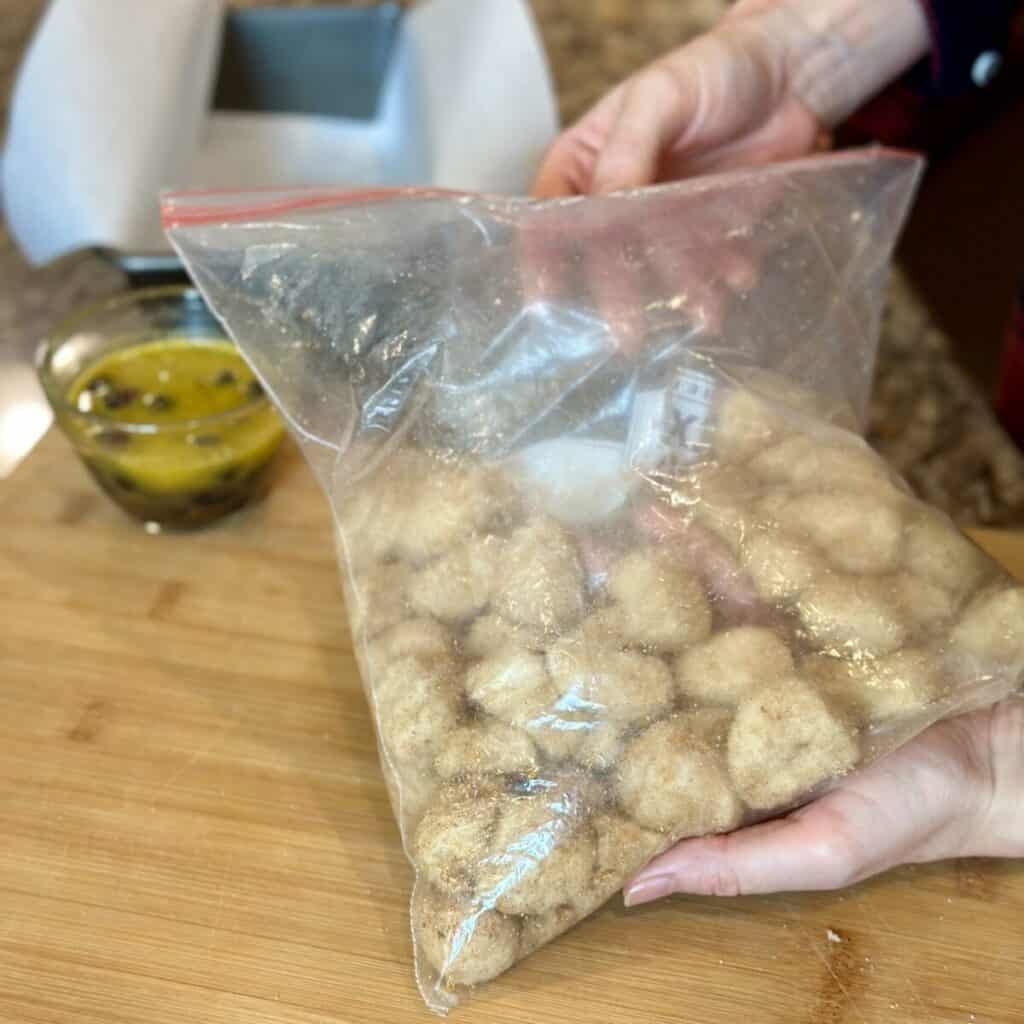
836 2 1023 150
916 0 1019 95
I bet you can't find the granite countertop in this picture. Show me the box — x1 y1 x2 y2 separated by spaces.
2 0 1022 524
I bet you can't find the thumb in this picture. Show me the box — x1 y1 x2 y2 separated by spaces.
623 797 867 903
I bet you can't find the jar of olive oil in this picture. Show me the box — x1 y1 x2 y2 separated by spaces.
37 286 285 529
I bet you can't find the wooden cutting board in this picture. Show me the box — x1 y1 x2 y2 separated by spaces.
1 433 1022 1024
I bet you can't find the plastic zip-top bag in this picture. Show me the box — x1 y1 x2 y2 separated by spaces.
163 150 1024 1012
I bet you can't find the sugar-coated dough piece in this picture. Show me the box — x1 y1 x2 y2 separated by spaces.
494 517 584 630
893 573 956 633
465 614 548 657
435 721 539 780
396 459 517 564
798 577 907 656
730 367 855 426
464 648 583 762
742 530 823 603
519 904 583 959
572 721 626 773
348 562 410 638
616 715 743 836
574 605 631 649
407 536 502 623
951 586 1024 665
375 655 461 769
671 466 757 553
591 812 664 890
465 649 557 726
412 883 520 987
674 626 794 705
547 639 674 726
413 784 502 895
714 390 780 462
904 512 989 599
728 679 858 810
803 649 941 725
337 450 427 564
776 491 903 575
367 618 456 672
478 792 596 915
524 716 588 763
751 434 898 497
393 769 439 836
607 549 711 652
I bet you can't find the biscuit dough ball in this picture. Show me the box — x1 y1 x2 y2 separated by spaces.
519 904 583 959
904 512 989 600
607 549 711 652
413 784 502 895
348 561 411 638
375 655 461 769
407 536 503 624
367 618 456 672
803 649 942 726
465 649 557 726
547 639 674 726
797 577 908 656
727 679 859 810
573 605 631 649
465 648 581 762
714 389 781 462
397 459 518 564
412 883 520 987
893 573 956 634
435 721 539 780
617 715 743 836
591 812 664 892
742 530 823 604
392 769 440 836
338 450 429 564
751 434 898 497
730 367 854 426
672 466 757 553
494 517 584 630
478 792 596 915
775 491 904 575
748 434 823 484
573 721 626 773
465 614 549 657
951 585 1024 666
674 626 795 705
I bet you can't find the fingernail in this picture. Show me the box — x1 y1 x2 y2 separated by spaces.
623 873 675 907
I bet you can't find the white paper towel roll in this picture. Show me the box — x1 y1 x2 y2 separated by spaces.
2 0 558 265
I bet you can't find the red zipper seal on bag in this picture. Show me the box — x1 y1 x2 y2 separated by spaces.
160 186 467 228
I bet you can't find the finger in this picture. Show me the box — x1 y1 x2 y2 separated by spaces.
624 797 862 903
531 88 626 198
517 209 575 307
583 222 652 354
532 134 599 199
661 97 822 180
591 63 696 193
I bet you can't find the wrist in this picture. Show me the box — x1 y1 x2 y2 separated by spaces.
974 699 1024 858
758 0 931 127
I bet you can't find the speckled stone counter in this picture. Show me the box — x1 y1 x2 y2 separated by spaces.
2 0 1022 523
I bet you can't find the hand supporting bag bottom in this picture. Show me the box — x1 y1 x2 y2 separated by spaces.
163 150 1024 1013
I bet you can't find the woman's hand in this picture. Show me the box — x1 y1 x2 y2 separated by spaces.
624 699 1024 904
533 0 930 197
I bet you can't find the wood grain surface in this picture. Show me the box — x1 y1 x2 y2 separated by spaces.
1 432 1022 1024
